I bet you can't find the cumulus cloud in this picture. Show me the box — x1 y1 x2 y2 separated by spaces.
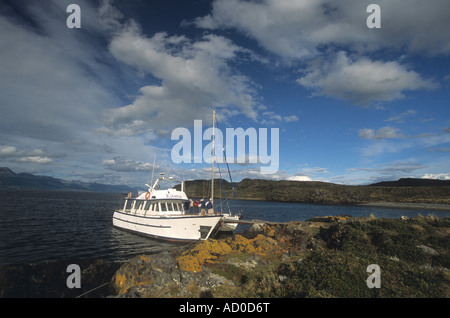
101 20 265 136
101 157 156 172
0 146 20 158
421 173 450 180
0 145 61 165
297 52 437 106
287 175 312 182
194 0 450 59
194 0 326 60
194 0 446 106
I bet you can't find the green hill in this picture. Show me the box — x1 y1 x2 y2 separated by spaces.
182 178 450 205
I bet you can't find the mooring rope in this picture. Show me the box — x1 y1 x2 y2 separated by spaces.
75 282 110 298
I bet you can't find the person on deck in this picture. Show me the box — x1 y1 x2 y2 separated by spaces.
200 198 206 215
193 199 199 214
206 198 213 214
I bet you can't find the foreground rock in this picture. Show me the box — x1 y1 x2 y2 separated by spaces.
110 222 325 297
111 252 235 297
110 215 450 298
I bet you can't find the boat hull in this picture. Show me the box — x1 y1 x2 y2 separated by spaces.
112 210 222 242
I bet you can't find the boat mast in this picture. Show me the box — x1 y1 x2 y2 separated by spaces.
211 108 215 207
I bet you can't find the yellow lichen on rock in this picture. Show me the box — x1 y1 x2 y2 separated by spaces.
114 273 126 290
177 254 203 272
176 229 293 273
225 234 256 254
139 255 152 262
177 239 233 272
252 234 280 255
114 272 155 295
261 224 276 237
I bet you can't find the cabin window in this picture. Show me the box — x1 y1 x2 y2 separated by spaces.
160 203 167 212
153 203 159 212
144 201 151 211
125 199 133 211
136 200 145 210
173 202 179 211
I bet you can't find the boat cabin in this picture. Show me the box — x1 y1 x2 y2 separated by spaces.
122 197 189 216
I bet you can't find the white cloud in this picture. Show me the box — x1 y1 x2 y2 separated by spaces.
421 173 450 180
101 157 156 172
0 0 120 142
287 175 312 182
345 160 428 184
385 110 417 123
194 0 445 107
194 0 325 60
102 22 265 136
260 111 282 125
358 127 405 140
358 128 450 158
0 145 61 165
284 115 299 123
195 0 450 59
0 146 21 157
16 156 53 164
297 52 437 106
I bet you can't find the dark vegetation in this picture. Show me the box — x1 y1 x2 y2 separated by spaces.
207 216 450 298
183 178 450 205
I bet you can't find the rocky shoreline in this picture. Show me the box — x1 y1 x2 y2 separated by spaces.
1 215 449 298
110 215 449 298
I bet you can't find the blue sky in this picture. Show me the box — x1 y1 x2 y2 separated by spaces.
0 0 449 186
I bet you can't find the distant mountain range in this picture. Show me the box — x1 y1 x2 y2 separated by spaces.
0 167 137 193
1 167 449 204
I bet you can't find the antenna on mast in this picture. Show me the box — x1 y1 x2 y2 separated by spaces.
151 154 156 187
211 108 215 206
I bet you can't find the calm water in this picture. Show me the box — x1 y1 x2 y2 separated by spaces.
1 190 449 266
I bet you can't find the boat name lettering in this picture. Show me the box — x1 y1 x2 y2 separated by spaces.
166 193 182 198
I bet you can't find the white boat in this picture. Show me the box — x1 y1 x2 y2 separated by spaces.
112 175 222 242
219 213 241 232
